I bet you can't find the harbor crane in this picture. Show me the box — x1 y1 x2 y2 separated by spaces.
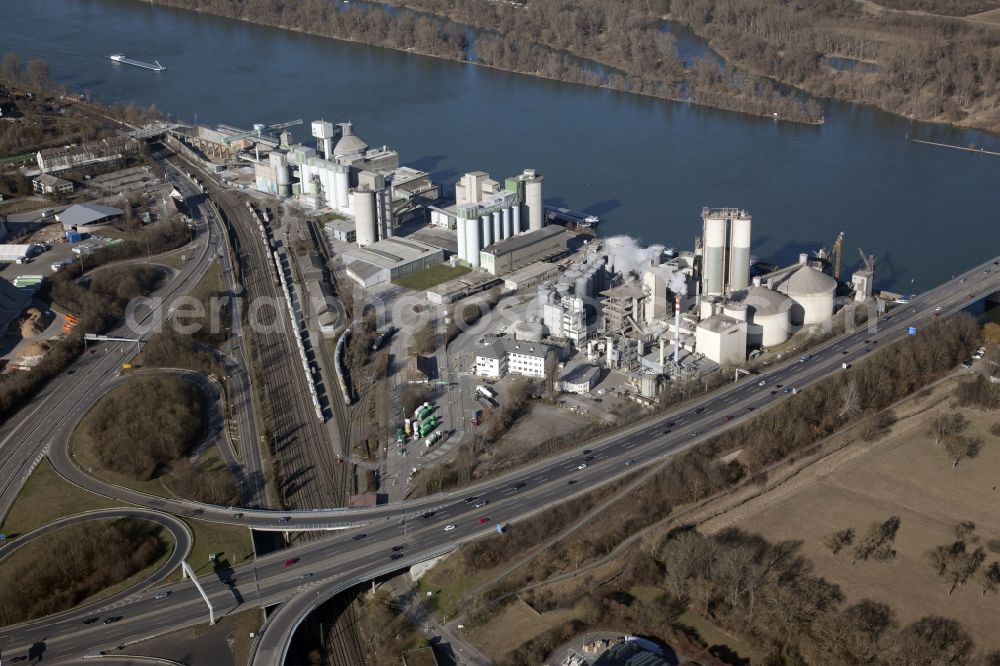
858 247 875 274
221 118 303 145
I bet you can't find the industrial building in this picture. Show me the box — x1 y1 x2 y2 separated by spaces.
474 335 559 380
560 362 601 394
57 203 124 230
0 245 34 264
0 276 32 331
36 136 141 174
783 263 837 326
480 225 565 276
342 236 444 287
32 174 73 196
695 313 747 368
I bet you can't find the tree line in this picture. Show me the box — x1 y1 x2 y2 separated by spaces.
0 519 166 626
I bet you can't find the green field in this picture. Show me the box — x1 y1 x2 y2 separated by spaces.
393 264 471 291
0 459 121 537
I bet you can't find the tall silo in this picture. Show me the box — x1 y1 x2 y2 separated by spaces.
536 285 552 320
502 207 512 238
575 272 589 300
354 188 377 247
512 205 522 234
493 210 502 242
333 163 349 210
649 244 665 267
701 211 727 297
522 169 544 232
729 212 752 292
456 211 467 263
465 217 481 267
270 151 290 197
481 214 493 248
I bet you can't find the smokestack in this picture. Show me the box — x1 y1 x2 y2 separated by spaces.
659 338 665 368
674 294 682 365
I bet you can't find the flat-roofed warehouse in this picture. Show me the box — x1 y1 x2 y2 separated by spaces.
480 225 565 276
343 236 444 287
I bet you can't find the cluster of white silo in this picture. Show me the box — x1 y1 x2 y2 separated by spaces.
354 187 378 247
700 208 752 297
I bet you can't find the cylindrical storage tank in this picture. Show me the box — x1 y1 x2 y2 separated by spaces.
320 167 335 209
585 268 597 298
699 295 718 320
637 339 646 357
786 266 836 326
555 283 571 299
575 273 589 300
354 188 377 247
536 286 552 320
334 163 350 210
702 214 726 297
649 244 665 267
481 215 493 248
723 301 748 322
456 212 468 262
502 207 512 238
465 217 481 268
745 285 792 347
523 169 544 232
512 205 522 234
493 210 502 241
513 320 544 343
729 213 752 292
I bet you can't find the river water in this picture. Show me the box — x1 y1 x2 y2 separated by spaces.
5 0 999 291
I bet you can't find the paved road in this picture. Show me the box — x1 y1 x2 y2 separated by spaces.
0 165 218 523
2 257 997 662
0 508 191 641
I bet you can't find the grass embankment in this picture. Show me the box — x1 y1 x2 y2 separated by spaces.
0 519 172 625
0 458 120 536
393 264 471 291
71 374 239 506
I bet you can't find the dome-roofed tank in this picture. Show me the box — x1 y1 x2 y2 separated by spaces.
513 320 545 343
745 285 792 347
786 266 836 326
334 122 369 159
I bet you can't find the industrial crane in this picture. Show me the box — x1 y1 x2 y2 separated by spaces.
222 118 303 145
858 247 875 274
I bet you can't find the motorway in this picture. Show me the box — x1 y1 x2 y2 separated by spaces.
1 252 998 662
0 163 219 521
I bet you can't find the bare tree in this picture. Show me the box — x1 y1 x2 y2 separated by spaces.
928 413 968 445
852 516 901 565
824 528 855 555
943 434 983 468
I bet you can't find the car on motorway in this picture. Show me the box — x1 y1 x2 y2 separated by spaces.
758 379 767 386
934 306 942 316
666 421 676 427
478 517 488 525
800 354 812 362
663 428 672 434
582 449 593 455
724 415 735 421
392 545 405 552
390 553 404 560
82 616 99 624
864 346 872 353
693 407 705 414
841 350 850 355
625 459 635 467
747 405 756 411
960 277 967 283
884 315 893 321
567 479 578 485
576 463 588 470
353 533 367 540
298 572 314 579
278 516 290 523
232 512 243 519
464 496 478 503
282 558 299 568
154 591 170 600
582 455 594 462
444 524 456 532
508 482 526 491
473 500 489 508
690 430 703 438
104 616 122 625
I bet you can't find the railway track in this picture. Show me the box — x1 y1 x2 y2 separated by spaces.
183 167 344 512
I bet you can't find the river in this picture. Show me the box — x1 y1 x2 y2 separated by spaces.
5 0 1000 291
